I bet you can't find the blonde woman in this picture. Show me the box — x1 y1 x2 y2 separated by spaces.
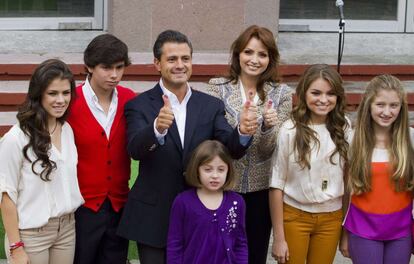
340 75 414 264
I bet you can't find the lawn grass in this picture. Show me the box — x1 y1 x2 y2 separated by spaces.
127 160 139 260
0 159 140 260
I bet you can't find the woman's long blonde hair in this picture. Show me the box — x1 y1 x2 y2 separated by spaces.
349 74 414 194
292 64 349 169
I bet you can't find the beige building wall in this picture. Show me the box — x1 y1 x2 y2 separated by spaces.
108 0 279 52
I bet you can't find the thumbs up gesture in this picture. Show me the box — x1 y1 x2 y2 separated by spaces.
239 93 258 135
263 99 278 129
156 95 175 134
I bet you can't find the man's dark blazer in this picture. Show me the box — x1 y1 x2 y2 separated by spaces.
117 84 249 248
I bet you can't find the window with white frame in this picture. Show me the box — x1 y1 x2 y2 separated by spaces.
279 0 414 32
0 0 105 30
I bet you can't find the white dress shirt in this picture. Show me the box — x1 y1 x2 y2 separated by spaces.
82 78 118 138
0 123 84 229
154 78 192 147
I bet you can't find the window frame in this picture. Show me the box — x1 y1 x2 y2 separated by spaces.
0 0 106 30
407 0 414 31
279 0 408 32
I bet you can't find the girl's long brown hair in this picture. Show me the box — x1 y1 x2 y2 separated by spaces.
292 64 349 169
17 59 76 181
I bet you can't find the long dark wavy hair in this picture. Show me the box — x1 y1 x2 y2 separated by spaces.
16 59 76 181
227 25 280 104
292 64 349 169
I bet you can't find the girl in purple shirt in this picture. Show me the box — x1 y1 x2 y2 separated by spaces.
167 140 248 264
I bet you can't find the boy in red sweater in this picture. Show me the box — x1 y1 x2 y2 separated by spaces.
67 34 135 264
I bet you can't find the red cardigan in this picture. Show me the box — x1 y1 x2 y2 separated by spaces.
67 84 135 212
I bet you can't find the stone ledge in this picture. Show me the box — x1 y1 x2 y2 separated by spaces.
1 32 414 65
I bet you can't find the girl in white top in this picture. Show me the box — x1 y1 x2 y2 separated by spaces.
269 64 350 264
0 59 84 264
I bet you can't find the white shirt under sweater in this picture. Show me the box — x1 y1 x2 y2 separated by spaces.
0 123 84 229
270 119 352 213
82 78 118 139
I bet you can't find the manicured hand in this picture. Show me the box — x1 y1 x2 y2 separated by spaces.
272 238 289 263
263 99 278 129
155 95 174 134
239 99 258 135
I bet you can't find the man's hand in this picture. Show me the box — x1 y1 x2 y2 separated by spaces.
155 95 174 134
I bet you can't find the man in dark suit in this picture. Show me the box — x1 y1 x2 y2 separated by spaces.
117 30 258 264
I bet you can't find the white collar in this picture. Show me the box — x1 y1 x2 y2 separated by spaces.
159 78 192 106
83 77 118 104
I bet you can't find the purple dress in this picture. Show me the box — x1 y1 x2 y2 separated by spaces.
167 188 248 264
